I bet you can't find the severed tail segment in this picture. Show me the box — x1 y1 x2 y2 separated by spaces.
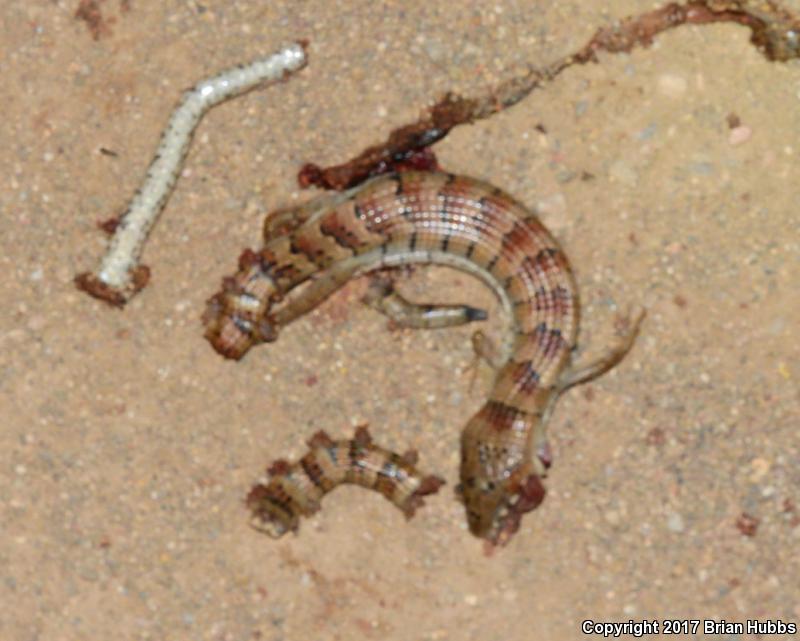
246 426 445 538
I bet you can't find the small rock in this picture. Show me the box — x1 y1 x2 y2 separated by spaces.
728 125 752 146
736 512 759 537
749 457 771 482
609 159 639 187
688 161 714 176
667 511 685 533
658 73 688 98
637 123 657 140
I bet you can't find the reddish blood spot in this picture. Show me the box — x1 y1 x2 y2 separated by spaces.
646 426 667 446
130 265 150 293
246 484 269 505
299 148 440 191
267 459 291 476
353 425 372 446
75 0 112 40
97 216 120 235
416 475 445 497
736 512 759 537
307 430 335 449
297 163 323 189
74 272 127 307
516 474 546 513
238 248 260 270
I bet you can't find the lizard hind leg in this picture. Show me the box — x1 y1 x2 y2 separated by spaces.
557 305 646 394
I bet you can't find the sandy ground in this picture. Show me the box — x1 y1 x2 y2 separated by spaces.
2 1 799 639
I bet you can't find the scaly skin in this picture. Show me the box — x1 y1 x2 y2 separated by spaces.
205 171 640 545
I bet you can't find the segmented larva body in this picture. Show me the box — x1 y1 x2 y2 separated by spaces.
247 427 445 537
76 42 307 306
207 171 585 545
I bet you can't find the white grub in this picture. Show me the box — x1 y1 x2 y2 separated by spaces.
77 42 307 305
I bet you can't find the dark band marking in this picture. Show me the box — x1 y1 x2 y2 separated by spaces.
465 240 476 259
408 231 418 252
533 286 571 315
348 438 364 476
511 361 541 394
300 454 326 489
533 323 566 359
259 483 295 516
479 400 524 432
290 235 330 268
392 173 404 195
319 213 363 252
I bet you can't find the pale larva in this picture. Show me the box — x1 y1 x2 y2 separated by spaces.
76 41 308 306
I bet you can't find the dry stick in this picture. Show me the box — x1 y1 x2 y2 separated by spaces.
300 0 800 191
76 42 308 306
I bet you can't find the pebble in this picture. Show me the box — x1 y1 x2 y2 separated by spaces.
636 123 657 140
749 457 771 482
667 511 685 533
657 73 688 98
609 159 639 187
729 125 752 146
688 161 714 176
